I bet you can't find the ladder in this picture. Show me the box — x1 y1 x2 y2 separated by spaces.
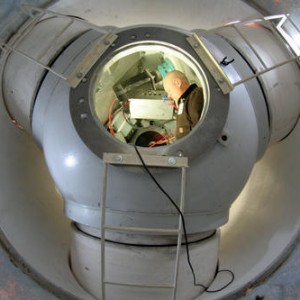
0 5 117 88
100 152 189 300
187 14 300 95
227 14 300 87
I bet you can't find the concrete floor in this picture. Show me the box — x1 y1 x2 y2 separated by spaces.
1 236 300 300
239 237 300 299
0 244 56 300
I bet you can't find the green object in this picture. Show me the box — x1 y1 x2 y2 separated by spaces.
157 58 175 78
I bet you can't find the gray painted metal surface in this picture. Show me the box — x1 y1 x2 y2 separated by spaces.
0 0 299 299
0 0 55 41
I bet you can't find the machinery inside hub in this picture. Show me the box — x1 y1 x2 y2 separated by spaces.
91 43 207 147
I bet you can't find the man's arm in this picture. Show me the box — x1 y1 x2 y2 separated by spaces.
188 87 204 127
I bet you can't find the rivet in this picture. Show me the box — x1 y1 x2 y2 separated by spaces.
168 157 177 165
177 151 183 157
114 155 123 162
218 132 229 146
221 135 228 142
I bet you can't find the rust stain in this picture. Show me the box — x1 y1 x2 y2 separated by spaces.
0 280 19 300
0 277 38 300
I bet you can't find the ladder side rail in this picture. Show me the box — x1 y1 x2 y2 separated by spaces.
1 5 116 89
22 5 111 35
0 8 44 43
36 18 75 61
100 162 109 300
231 23 268 70
285 14 300 34
233 55 300 87
20 5 45 19
171 166 187 300
0 43 67 80
262 15 300 57
271 15 300 57
0 9 45 60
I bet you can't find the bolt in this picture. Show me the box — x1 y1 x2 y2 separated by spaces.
194 43 199 48
76 72 83 78
80 113 88 120
177 151 183 157
104 40 110 45
221 134 228 142
145 33 151 38
168 157 177 165
130 35 137 40
114 155 123 162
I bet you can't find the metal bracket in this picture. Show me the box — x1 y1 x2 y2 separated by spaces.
103 152 189 168
67 32 118 88
187 33 234 95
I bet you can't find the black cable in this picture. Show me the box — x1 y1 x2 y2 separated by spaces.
97 230 217 248
133 145 206 289
133 145 235 293
205 269 235 293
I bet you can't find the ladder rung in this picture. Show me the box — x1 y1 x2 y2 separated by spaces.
104 225 180 235
104 281 175 289
103 153 188 168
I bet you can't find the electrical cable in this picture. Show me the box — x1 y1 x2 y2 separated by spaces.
133 145 235 293
149 129 176 148
109 98 118 136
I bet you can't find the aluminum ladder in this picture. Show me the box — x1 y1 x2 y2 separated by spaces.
100 152 189 300
0 5 117 89
186 14 300 95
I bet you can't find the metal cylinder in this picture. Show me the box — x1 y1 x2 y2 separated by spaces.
0 2 299 300
1 15 89 131
214 19 300 143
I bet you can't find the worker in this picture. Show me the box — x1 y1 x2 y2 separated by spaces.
163 70 204 139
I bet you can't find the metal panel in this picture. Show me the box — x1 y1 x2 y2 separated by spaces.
129 98 174 120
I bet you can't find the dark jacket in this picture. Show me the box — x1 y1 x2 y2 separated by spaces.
176 84 204 139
